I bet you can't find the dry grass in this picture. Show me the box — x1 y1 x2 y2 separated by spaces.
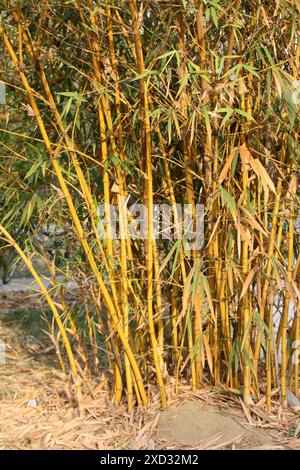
1 310 299 451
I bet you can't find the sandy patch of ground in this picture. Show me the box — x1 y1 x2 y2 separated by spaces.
157 401 280 449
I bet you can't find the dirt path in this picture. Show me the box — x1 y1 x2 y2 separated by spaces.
0 276 77 294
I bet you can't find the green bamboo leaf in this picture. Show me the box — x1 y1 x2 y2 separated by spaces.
176 73 190 99
219 185 237 222
241 310 253 350
217 107 234 128
158 239 181 277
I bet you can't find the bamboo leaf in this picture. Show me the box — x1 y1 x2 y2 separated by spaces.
249 158 276 195
219 185 237 222
203 334 213 375
219 146 239 184
240 267 257 300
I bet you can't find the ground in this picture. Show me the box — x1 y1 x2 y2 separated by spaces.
0 290 299 450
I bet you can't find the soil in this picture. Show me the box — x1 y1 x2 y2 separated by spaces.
157 401 279 449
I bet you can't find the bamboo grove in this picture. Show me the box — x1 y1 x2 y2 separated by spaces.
0 0 300 412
